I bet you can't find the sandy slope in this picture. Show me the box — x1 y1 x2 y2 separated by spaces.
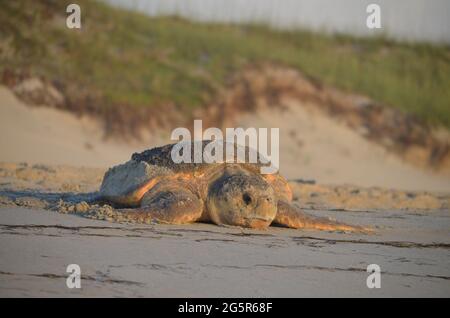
237 100 450 192
0 86 160 167
1 85 449 192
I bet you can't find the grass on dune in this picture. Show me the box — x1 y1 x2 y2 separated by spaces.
1 0 450 128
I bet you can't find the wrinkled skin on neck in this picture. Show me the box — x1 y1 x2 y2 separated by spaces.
206 166 277 229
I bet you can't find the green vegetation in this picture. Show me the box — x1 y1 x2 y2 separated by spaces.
1 0 450 127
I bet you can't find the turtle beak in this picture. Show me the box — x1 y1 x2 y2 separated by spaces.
244 215 273 222
244 216 272 229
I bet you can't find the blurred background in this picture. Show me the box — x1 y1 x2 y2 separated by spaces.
109 0 450 43
0 0 449 191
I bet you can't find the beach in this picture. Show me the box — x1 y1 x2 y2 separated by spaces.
0 161 449 297
1 204 448 297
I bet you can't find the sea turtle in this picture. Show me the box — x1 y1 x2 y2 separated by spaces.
98 141 370 232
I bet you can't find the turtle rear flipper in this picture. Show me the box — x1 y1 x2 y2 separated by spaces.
273 201 373 234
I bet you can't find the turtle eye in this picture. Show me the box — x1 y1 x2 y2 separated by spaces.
242 193 252 205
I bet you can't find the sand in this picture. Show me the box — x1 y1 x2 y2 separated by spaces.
237 99 450 192
0 205 449 297
0 86 159 167
1 85 449 297
0 163 449 297
1 85 449 191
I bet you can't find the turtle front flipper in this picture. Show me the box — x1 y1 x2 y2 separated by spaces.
273 201 373 233
116 187 203 224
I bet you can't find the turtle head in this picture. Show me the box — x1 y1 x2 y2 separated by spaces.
207 168 277 229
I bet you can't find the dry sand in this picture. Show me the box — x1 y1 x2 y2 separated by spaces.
1 85 449 297
0 86 159 168
1 85 449 192
237 99 450 192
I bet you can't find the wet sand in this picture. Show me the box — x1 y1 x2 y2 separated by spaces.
0 163 449 297
0 205 449 297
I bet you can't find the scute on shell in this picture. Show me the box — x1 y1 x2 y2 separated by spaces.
131 140 269 172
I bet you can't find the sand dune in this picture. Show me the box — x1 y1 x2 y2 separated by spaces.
237 99 450 192
1 85 449 192
0 86 160 168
